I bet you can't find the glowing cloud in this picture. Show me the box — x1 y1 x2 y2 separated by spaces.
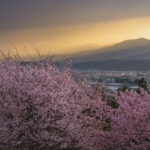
1 16 150 58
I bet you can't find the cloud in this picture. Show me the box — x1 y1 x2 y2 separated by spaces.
1 0 150 31
1 16 150 56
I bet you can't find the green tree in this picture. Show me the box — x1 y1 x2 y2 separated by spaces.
136 78 149 94
117 85 130 93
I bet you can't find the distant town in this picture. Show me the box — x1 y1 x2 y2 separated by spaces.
74 70 150 94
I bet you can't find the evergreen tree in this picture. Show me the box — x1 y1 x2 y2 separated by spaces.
137 78 149 94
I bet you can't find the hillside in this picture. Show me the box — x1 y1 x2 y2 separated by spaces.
71 38 150 70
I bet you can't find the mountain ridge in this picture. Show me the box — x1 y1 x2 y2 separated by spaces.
72 38 150 62
70 38 150 70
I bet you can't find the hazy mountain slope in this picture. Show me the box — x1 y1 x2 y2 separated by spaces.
72 60 150 71
73 38 150 62
71 38 150 70
22 38 150 71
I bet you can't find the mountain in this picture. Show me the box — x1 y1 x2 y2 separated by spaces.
21 38 150 71
71 38 150 70
73 38 150 61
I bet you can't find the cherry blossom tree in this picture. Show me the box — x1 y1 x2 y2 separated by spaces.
0 59 110 150
0 57 150 150
108 89 150 150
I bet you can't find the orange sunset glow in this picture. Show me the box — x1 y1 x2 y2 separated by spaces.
1 1 150 59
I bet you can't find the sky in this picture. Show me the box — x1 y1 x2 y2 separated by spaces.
1 0 150 58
